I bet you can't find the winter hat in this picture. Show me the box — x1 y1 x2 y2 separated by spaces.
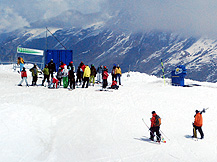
152 111 156 114
51 59 53 61
104 66 107 69
70 61 73 64
195 110 199 113
22 67 25 71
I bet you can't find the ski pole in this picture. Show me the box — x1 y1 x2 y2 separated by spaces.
160 130 170 141
142 118 161 140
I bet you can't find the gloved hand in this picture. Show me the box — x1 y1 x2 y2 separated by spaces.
202 108 206 113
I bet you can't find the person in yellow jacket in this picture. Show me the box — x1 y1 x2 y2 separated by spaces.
17 57 25 73
115 64 122 85
82 65 90 88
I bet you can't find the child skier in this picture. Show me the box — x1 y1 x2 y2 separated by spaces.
49 77 59 89
18 67 29 86
111 80 119 89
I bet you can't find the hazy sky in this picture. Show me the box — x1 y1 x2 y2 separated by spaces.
1 0 217 37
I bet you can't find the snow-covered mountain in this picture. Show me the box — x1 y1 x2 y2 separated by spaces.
1 10 217 82
1 64 217 162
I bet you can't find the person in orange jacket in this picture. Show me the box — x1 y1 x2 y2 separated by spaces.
149 111 161 142
193 110 204 139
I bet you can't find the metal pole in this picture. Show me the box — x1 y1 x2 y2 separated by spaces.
46 27 48 51
46 27 67 50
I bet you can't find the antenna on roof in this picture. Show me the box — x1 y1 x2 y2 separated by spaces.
46 27 67 50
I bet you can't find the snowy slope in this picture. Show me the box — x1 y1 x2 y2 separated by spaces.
0 64 217 162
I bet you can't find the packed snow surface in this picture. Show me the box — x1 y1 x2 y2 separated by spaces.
0 64 217 162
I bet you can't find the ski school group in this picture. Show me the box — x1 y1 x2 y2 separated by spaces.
17 57 121 90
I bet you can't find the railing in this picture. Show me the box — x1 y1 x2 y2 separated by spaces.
0 61 44 70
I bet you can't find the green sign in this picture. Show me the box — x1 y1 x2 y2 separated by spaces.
17 47 44 56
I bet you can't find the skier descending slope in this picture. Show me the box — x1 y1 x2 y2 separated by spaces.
192 108 206 139
149 111 161 142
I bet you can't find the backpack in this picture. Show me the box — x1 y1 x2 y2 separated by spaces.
155 115 161 126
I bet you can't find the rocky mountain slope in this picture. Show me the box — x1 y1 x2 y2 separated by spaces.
1 10 217 82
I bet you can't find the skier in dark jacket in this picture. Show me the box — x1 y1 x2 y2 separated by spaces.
56 67 62 86
89 64 97 86
68 62 75 90
97 65 103 83
80 61 85 82
29 64 39 86
149 111 161 142
48 59 56 78
76 66 82 85
111 64 117 82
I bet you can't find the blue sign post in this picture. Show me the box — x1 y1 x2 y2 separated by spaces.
171 65 187 86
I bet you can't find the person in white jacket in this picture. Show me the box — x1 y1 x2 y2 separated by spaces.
62 65 68 88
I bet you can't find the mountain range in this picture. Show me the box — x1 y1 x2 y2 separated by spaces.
1 9 217 82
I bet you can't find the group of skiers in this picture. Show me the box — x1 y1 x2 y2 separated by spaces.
17 57 122 90
149 108 206 143
17 57 207 143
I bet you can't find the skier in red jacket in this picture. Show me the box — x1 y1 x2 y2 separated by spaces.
18 67 29 86
102 66 109 89
49 77 59 89
149 111 161 142
111 80 119 89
